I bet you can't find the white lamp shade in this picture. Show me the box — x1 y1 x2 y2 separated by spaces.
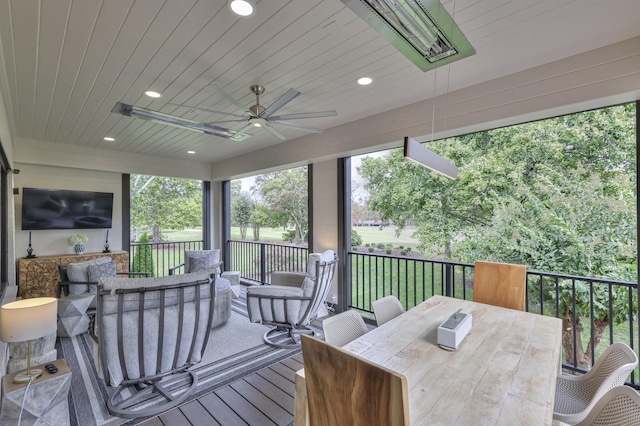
0 297 57 342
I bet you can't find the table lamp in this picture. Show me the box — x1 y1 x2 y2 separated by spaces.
0 297 57 383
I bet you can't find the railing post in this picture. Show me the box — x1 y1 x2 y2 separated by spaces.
445 264 453 297
260 243 266 285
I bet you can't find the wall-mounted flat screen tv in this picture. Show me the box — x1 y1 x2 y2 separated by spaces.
21 188 114 230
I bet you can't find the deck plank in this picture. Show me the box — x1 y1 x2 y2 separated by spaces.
179 400 221 426
256 366 296 397
244 373 295 414
198 392 249 426
157 405 191 425
216 386 277 425
269 361 298 380
231 379 292 425
279 356 304 372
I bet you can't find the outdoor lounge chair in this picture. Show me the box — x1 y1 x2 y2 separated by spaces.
246 250 338 348
553 342 638 424
94 271 217 418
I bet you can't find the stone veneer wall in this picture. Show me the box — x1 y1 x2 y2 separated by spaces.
17 251 129 298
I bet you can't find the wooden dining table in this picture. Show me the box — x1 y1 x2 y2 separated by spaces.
295 295 563 425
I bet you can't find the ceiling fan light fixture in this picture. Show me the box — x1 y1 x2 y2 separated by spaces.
145 90 161 98
228 0 254 17
341 0 474 71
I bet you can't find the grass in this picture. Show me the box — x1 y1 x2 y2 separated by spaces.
352 225 420 248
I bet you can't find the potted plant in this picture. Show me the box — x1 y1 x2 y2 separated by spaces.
69 233 88 254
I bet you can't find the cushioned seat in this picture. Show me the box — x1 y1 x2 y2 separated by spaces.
212 277 232 328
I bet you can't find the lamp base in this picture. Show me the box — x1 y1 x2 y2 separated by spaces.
13 368 43 384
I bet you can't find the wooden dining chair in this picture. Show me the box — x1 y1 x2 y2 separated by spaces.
473 260 526 311
301 334 409 426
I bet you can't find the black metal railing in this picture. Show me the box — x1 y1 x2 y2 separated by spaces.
349 250 639 387
227 239 309 284
129 240 204 277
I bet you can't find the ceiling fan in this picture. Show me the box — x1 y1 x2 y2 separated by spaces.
170 85 337 141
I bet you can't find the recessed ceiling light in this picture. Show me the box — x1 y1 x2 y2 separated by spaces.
145 90 161 98
228 0 254 17
253 122 262 127
357 77 373 86
187 150 196 154
103 137 115 141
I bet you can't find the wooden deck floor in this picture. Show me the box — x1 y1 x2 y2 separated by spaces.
141 352 304 426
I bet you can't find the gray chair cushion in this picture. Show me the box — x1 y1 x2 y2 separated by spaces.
67 257 112 294
185 250 220 273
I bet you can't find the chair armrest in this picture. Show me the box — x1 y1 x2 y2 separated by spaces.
117 272 150 277
270 271 306 287
57 280 98 297
168 263 185 275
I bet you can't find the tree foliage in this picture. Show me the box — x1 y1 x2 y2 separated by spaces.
358 104 637 366
131 175 202 242
131 232 155 277
253 167 308 242
231 192 253 240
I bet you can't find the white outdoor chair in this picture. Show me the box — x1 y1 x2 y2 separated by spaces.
322 310 368 347
247 250 338 349
575 385 640 425
553 342 639 425
371 295 405 326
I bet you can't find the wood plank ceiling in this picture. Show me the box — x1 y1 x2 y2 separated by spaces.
0 0 639 164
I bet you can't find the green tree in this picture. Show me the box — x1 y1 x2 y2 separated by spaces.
131 232 155 277
358 104 636 367
231 192 253 240
250 203 270 241
253 167 308 242
131 175 202 242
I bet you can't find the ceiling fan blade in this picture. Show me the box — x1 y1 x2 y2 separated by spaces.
230 123 256 141
167 103 248 119
206 119 248 125
270 120 323 134
211 84 252 114
268 110 337 121
261 88 300 118
263 123 287 140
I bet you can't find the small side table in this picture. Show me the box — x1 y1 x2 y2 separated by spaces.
1 359 72 426
221 271 241 299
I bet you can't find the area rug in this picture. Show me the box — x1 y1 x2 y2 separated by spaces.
56 297 302 426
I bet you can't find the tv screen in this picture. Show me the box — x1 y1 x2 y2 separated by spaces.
21 188 114 230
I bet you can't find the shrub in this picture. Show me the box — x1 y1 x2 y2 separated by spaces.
386 248 392 254
282 229 296 241
376 243 385 249
368 247 374 253
401 250 407 256
131 232 155 277
351 230 363 246
399 245 404 249
365 243 370 247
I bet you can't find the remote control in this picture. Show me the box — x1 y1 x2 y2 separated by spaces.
45 363 58 374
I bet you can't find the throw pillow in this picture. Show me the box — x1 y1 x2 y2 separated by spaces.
185 250 220 273
67 256 112 294
87 261 117 293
